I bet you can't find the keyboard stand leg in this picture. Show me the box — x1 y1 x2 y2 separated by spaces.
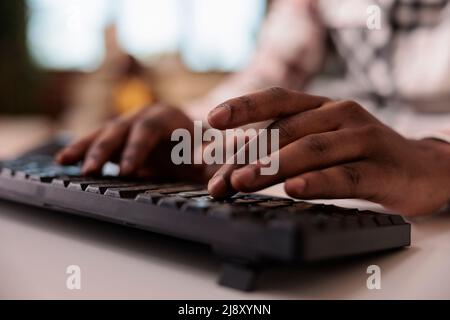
218 262 259 292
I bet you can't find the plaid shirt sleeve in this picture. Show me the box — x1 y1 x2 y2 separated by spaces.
392 3 450 143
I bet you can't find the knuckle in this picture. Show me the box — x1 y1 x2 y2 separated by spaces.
269 119 294 139
337 100 363 119
344 100 361 111
359 125 386 152
341 165 361 189
136 116 160 131
361 124 383 138
267 86 289 98
303 134 331 155
331 101 346 113
239 95 257 109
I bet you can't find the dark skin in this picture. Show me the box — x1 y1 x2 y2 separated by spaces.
57 88 450 216
56 104 206 182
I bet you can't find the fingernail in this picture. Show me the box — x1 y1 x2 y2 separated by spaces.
208 175 227 195
231 168 256 187
208 104 230 127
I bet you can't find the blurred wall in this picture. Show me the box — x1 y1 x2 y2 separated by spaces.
0 0 39 114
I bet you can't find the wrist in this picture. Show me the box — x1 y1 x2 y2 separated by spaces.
421 138 450 157
419 138 450 200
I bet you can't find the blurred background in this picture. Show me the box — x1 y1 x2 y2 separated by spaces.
0 0 268 159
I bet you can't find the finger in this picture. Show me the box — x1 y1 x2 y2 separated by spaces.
81 110 145 174
136 167 156 179
208 101 368 197
207 132 260 198
269 100 378 146
284 161 383 201
120 117 162 175
121 106 196 175
208 87 330 130
230 127 372 193
82 122 131 175
208 100 377 198
55 129 101 165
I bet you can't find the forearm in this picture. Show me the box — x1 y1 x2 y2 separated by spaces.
413 138 450 213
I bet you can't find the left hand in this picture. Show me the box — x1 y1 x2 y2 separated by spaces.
206 87 450 216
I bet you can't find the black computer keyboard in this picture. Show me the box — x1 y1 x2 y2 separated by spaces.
0 150 411 291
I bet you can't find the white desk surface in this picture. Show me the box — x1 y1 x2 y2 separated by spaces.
1 183 450 300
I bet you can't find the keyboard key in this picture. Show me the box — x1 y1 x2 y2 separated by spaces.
150 185 202 195
105 185 162 198
359 216 377 228
157 197 187 208
237 194 279 201
330 208 359 216
190 195 216 202
15 169 43 180
180 200 213 213
389 215 406 225
29 174 55 183
52 177 87 188
48 166 81 177
293 201 316 208
232 198 265 205
135 192 165 204
257 200 293 209
1 168 14 178
375 215 392 226
135 185 202 203
86 182 140 194
67 179 122 191
177 190 210 198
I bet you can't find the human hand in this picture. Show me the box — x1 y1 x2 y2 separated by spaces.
56 104 207 182
207 88 450 216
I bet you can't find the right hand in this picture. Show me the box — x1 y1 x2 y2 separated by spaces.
56 104 207 182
